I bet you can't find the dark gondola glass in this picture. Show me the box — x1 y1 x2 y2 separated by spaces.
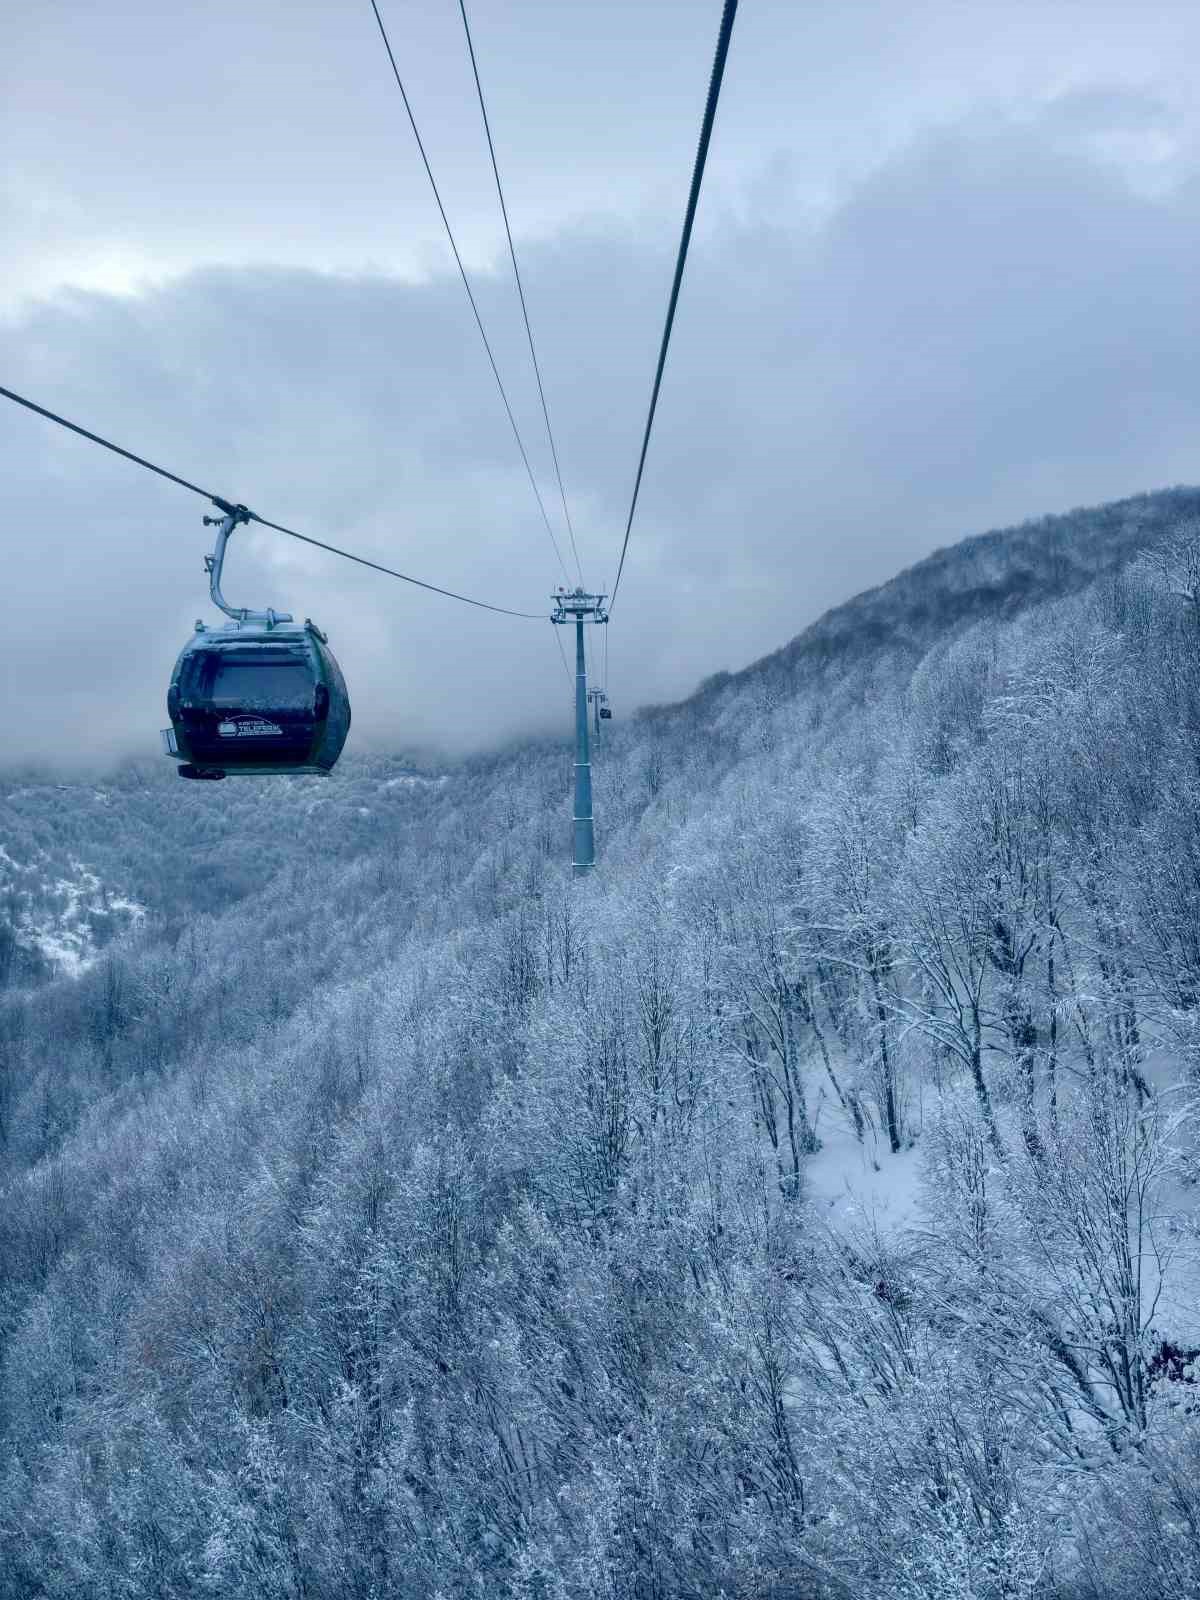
162 620 350 779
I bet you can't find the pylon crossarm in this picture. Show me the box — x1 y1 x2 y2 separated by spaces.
550 586 608 625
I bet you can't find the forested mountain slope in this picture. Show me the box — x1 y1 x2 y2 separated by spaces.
668 483 1200 712
3 488 1200 1599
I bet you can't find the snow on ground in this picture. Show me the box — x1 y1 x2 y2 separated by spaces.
106 896 146 923
5 855 147 979
805 1094 925 1237
803 1053 1200 1350
1137 1050 1200 1345
29 922 95 978
381 774 447 791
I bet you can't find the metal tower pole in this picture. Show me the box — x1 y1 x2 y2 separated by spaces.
551 587 607 877
573 613 594 875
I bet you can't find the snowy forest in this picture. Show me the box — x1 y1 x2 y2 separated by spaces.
4 486 1200 1598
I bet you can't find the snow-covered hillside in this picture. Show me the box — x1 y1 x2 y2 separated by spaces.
2 490 1200 1600
0 837 144 979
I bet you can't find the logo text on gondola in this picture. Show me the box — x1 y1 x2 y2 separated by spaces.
218 718 283 738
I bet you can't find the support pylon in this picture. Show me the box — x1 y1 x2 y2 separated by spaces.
551 587 608 875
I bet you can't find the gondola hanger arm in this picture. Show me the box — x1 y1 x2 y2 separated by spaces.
202 507 292 628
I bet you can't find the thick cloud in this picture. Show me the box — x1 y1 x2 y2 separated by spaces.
4 98 1200 769
7 1 1200 306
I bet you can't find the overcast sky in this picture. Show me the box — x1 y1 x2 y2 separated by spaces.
4 0 1200 769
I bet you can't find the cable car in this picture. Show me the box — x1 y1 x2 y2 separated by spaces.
162 507 350 779
599 704 612 720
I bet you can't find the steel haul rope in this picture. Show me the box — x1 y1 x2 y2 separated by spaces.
457 0 583 585
367 0 572 586
0 382 543 619
609 0 739 612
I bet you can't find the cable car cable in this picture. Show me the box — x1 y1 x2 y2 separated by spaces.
609 0 738 614
456 0 583 586
0 380 543 619
366 0 571 586
0 381 222 503
552 622 572 685
246 512 543 618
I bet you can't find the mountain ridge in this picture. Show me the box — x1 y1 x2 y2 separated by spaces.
638 482 1200 720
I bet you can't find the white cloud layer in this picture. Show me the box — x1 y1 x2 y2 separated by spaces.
4 3 1200 769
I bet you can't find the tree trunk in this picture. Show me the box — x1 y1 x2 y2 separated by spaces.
869 961 901 1153
970 1007 1005 1162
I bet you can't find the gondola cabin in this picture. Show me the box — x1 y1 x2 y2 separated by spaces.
162 504 351 780
162 619 350 779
